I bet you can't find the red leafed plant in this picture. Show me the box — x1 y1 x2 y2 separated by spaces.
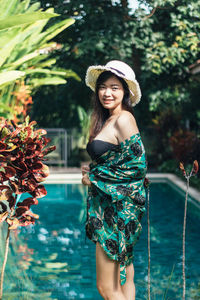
0 116 55 299
179 160 199 300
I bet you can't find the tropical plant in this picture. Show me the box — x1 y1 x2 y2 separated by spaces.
0 0 79 122
77 105 91 149
0 116 55 299
179 160 199 300
30 0 200 131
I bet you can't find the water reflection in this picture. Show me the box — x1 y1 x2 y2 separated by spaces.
0 183 199 299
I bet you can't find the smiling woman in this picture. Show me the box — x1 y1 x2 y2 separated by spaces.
82 60 147 300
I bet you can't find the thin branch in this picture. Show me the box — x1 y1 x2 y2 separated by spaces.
182 177 189 300
142 5 173 21
142 7 157 20
0 227 10 300
147 186 151 300
121 0 128 8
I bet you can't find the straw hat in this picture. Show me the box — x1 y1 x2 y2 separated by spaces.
85 60 141 106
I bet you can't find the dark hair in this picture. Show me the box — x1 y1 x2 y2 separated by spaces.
89 71 134 142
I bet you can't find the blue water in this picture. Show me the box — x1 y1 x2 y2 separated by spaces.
3 183 200 299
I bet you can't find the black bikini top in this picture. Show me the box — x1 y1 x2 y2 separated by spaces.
86 139 118 160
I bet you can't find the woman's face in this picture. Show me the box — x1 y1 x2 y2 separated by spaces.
98 75 124 112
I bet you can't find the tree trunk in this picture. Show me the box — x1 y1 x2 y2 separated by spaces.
121 0 128 8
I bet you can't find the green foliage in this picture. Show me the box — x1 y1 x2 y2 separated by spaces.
158 159 179 173
31 0 139 128
149 86 190 111
133 1 200 116
30 0 200 171
0 0 78 120
77 105 91 149
31 0 200 130
0 12 59 31
0 71 25 85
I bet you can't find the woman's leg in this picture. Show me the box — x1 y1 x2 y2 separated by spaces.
96 242 126 300
121 263 135 300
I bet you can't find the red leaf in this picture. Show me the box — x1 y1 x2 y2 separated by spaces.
15 151 25 160
31 161 43 171
17 197 38 208
16 161 28 171
42 145 56 156
27 178 38 192
0 142 6 151
18 216 36 227
35 143 43 152
30 185 47 198
15 206 29 217
9 180 21 194
192 160 199 175
42 137 51 146
179 162 186 176
29 121 37 127
26 142 36 151
8 195 16 209
0 187 13 202
33 173 46 183
7 212 38 229
34 129 47 136
0 185 10 191
4 166 16 178
10 128 21 138
0 156 7 162
144 177 150 188
20 171 30 180
24 127 32 138
38 164 49 178
24 210 39 219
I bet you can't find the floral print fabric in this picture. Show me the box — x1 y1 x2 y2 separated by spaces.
86 133 147 285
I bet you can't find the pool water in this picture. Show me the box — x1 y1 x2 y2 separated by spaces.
2 182 200 299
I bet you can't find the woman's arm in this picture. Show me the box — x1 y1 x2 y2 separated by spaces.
81 165 92 186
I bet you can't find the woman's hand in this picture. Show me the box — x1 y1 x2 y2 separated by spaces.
81 165 91 186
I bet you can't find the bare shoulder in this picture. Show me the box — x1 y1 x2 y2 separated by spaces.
115 111 138 130
114 111 139 142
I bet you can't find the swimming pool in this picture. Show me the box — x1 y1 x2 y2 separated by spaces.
1 182 200 299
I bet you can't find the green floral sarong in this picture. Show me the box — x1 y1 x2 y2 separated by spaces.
85 133 147 285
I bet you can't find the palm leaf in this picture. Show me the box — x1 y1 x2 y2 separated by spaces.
0 12 59 31
0 71 25 86
42 18 75 43
26 2 41 13
7 52 40 68
29 77 67 87
0 0 19 17
25 68 66 76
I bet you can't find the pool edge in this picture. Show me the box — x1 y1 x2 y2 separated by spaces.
44 172 200 204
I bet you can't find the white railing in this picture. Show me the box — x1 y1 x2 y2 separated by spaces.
44 128 67 167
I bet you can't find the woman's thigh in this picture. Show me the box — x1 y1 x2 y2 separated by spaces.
125 263 134 281
96 242 121 291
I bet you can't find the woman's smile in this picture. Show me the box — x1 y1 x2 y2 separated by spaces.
103 98 113 104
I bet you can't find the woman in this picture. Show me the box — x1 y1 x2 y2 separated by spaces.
82 60 147 300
